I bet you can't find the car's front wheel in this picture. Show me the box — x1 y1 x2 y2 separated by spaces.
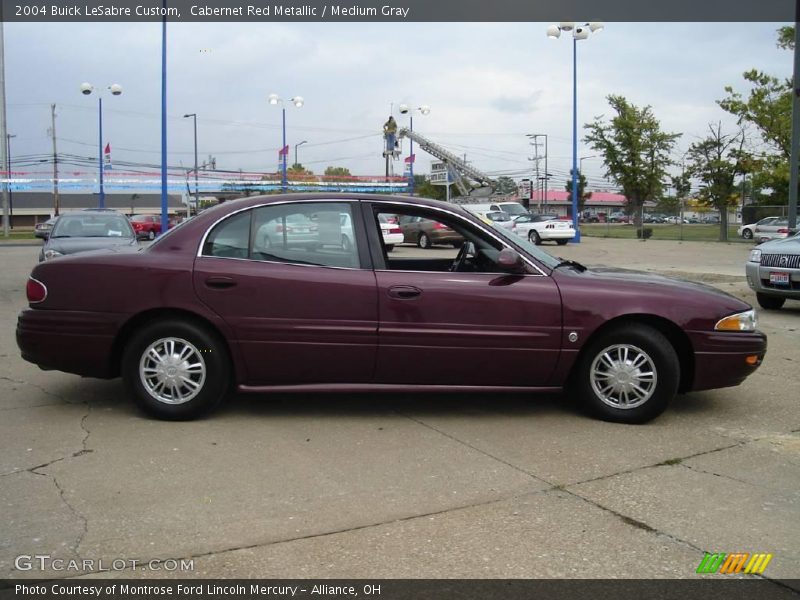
148 230 155 241
122 320 230 420
742 229 753 240
418 233 431 249
573 324 679 424
756 293 785 310
529 230 542 245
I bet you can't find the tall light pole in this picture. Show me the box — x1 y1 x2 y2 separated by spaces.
183 113 198 217
80 82 122 208
294 140 307 168
160 6 168 236
6 133 14 228
547 21 604 242
398 103 430 196
268 93 304 193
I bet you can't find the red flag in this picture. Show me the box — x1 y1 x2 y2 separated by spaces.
404 154 415 164
104 143 111 155
278 145 289 156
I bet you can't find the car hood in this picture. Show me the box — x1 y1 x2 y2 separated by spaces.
756 234 800 252
45 237 138 255
554 265 752 330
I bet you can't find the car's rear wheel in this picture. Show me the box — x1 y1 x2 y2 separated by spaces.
742 229 753 240
556 239 569 246
756 293 785 310
341 234 352 251
148 230 155 241
385 244 394 252
418 233 431 249
529 230 542 245
573 324 679 424
122 320 230 420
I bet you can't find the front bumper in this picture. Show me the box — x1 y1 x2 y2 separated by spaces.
687 330 767 392
745 261 800 298
17 308 122 378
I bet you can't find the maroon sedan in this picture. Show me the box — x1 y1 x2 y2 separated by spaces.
17 194 766 423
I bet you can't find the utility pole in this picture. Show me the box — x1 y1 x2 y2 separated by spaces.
51 104 59 215
6 133 15 228
0 22 9 237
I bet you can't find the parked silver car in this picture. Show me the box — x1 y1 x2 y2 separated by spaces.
753 218 789 243
746 231 800 310
738 216 779 240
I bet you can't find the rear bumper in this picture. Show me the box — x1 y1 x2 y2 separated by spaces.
540 229 576 240
687 330 767 392
16 308 121 378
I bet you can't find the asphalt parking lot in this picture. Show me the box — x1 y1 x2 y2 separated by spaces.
1 238 798 582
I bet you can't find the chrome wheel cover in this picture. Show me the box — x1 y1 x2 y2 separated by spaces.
589 344 657 409
139 337 206 405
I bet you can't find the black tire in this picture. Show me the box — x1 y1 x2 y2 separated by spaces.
148 230 155 241
385 244 394 252
122 319 230 420
742 229 753 240
452 241 464 249
572 324 679 424
341 234 352 252
529 230 542 245
556 239 569 246
756 293 785 310
418 233 431 249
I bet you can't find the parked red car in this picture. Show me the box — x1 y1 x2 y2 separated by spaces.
17 194 765 423
129 214 179 240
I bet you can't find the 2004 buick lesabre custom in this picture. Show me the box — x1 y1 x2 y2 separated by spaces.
17 194 766 423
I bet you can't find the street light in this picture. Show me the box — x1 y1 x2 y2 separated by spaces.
80 82 122 208
294 140 307 168
6 133 14 229
398 103 430 196
183 114 198 217
547 21 604 242
269 93 304 192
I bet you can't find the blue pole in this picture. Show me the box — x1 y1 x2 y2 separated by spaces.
160 4 168 235
282 106 287 192
98 97 104 208
571 36 581 243
409 115 414 196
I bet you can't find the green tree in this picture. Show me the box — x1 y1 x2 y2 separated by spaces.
288 163 314 176
584 95 680 226
686 123 747 241
565 169 592 213
495 176 518 195
324 166 351 177
718 26 792 204
413 175 447 201
657 170 691 215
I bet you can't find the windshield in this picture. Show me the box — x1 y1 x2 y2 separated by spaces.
500 203 528 216
51 214 135 239
485 220 560 270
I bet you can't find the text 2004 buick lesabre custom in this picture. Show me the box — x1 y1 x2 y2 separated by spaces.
17 194 766 423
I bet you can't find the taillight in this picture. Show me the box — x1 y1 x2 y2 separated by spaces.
433 222 450 230
778 228 789 234
390 227 401 234
26 277 47 304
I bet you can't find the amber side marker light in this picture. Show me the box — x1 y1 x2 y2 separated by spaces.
746 355 761 366
26 277 47 304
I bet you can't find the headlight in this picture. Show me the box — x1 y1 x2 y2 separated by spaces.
43 249 63 261
715 309 757 332
749 249 762 263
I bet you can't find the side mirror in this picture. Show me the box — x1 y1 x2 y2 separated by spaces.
496 248 525 273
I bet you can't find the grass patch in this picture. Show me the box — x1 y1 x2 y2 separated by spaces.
581 223 747 243
0 230 37 241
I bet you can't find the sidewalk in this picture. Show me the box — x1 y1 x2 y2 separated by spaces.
553 237 750 281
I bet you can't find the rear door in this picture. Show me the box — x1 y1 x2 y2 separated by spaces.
193 200 378 386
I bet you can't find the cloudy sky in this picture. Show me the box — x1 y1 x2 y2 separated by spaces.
4 21 793 192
